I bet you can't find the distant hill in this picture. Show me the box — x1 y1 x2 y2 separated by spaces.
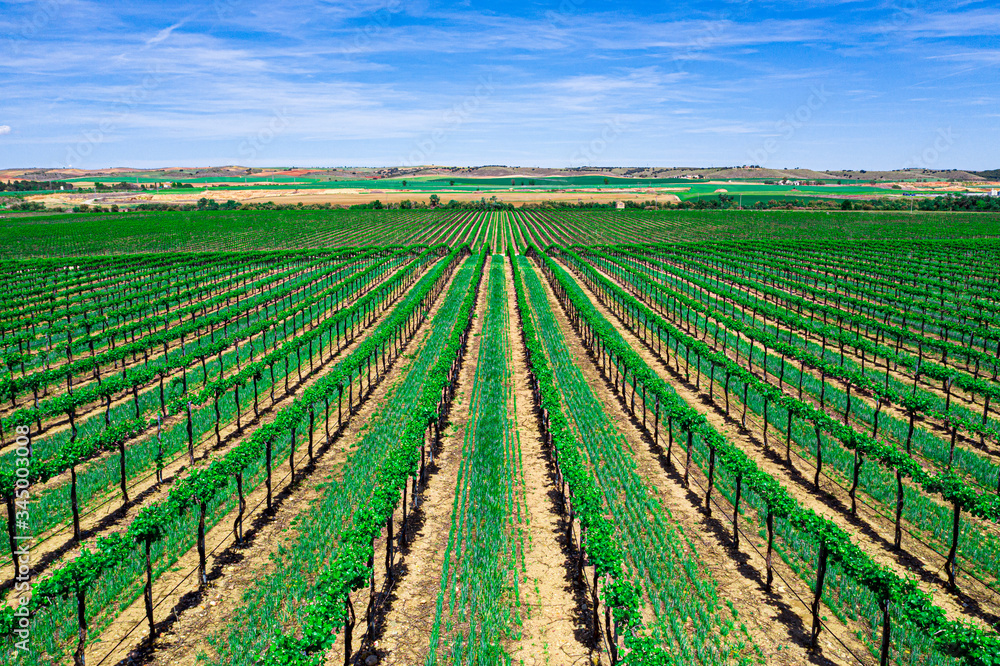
2 165 995 183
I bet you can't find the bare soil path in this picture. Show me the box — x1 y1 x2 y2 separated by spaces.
372 259 488 666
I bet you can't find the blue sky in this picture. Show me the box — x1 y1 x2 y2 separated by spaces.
1 0 997 170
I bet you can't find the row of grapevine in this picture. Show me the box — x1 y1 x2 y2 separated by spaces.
543 246 1000 664
0 246 455 663
248 248 486 666
426 254 523 663
0 248 421 570
579 246 1000 592
513 251 754 664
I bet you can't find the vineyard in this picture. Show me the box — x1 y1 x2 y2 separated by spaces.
3 210 1000 666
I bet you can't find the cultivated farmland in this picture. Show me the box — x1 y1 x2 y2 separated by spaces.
3 210 1000 666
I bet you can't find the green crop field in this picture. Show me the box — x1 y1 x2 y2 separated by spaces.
3 209 1000 259
2 209 1000 666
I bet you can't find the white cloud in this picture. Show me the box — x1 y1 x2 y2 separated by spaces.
0 126 10 135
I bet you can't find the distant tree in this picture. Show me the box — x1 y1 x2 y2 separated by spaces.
0 179 73 192
449 180 455 186
401 180 407 187
429 194 440 207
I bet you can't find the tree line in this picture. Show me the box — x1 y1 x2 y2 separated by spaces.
0 180 73 192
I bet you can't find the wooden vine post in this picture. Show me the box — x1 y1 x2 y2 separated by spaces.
945 501 961 589
732 473 742 551
235 471 245 545
289 426 297 484
809 541 829 651
186 401 195 464
879 596 892 666
813 424 823 489
155 415 164 484
144 537 156 642
849 447 863 516
198 499 208 588
893 469 904 550
765 510 775 591
653 397 660 446
705 445 716 517
74 586 87 666
344 594 354 666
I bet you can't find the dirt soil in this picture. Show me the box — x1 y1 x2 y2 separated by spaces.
371 261 488 666
507 257 593 666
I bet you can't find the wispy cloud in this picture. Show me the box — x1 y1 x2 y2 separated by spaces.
145 20 186 47
926 49 1000 65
